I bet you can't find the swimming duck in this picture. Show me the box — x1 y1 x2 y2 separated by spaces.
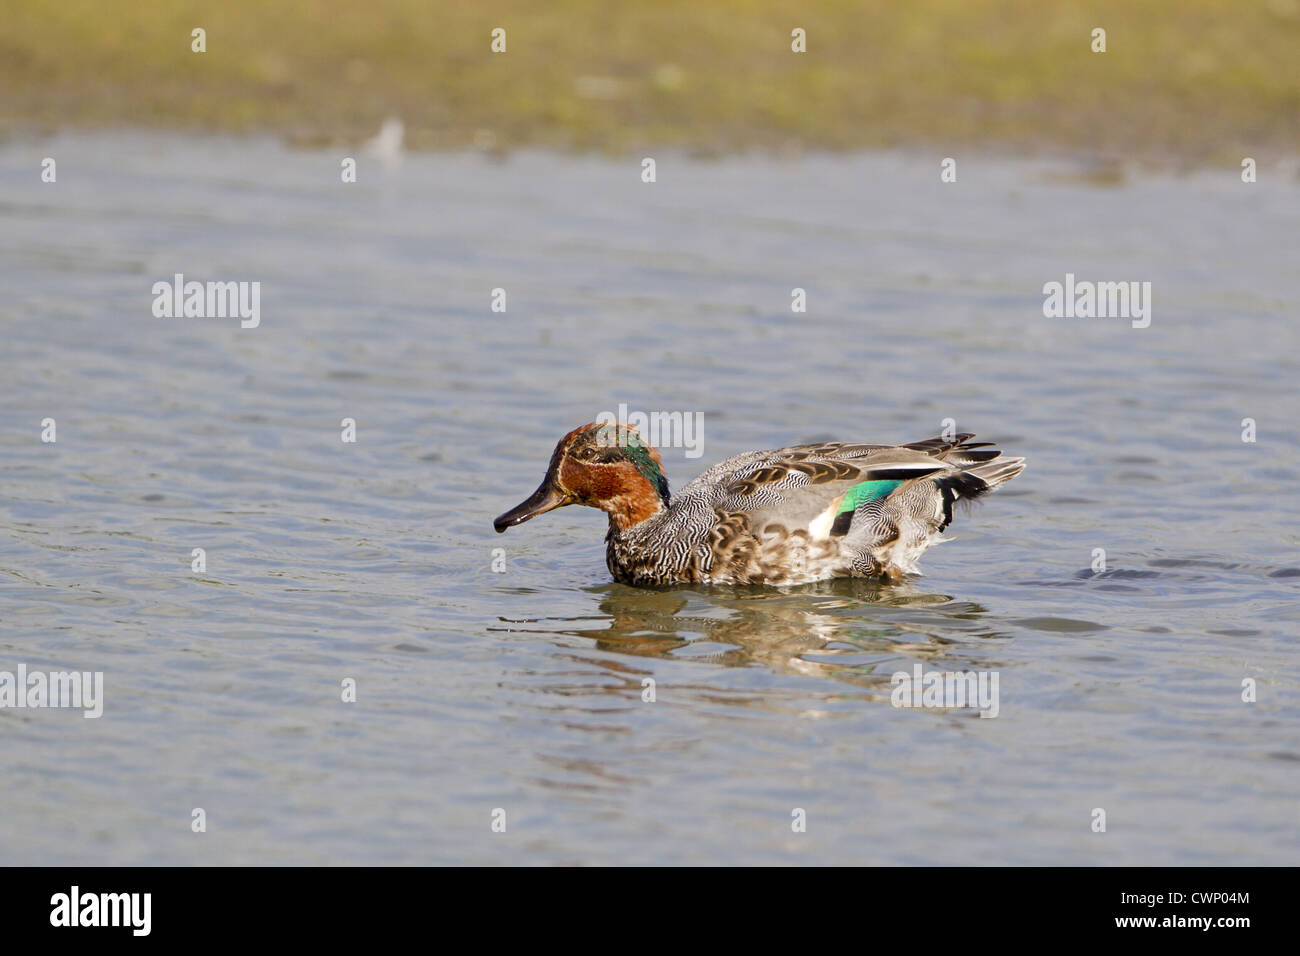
494 423 1024 587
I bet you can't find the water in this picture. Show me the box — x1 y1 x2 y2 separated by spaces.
1 134 1296 865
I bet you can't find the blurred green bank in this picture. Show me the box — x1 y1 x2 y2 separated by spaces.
3 0 1296 157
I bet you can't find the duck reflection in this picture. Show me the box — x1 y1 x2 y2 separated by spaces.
507 579 1004 690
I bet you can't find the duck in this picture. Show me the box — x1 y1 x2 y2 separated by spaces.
493 422 1025 587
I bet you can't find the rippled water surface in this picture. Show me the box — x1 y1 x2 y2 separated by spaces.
1 134 1297 864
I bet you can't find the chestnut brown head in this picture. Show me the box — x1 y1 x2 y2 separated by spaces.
493 423 671 533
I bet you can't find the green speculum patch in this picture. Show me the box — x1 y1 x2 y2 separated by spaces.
836 480 902 514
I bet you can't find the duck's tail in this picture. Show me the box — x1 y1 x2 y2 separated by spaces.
927 437 1025 532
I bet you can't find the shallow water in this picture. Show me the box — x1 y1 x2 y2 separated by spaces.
1 134 1297 865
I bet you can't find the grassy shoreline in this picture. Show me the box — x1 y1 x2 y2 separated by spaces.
3 1 1297 159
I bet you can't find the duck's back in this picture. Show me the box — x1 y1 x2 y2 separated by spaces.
608 434 1024 586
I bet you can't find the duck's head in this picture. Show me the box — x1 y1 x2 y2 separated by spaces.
494 422 671 534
